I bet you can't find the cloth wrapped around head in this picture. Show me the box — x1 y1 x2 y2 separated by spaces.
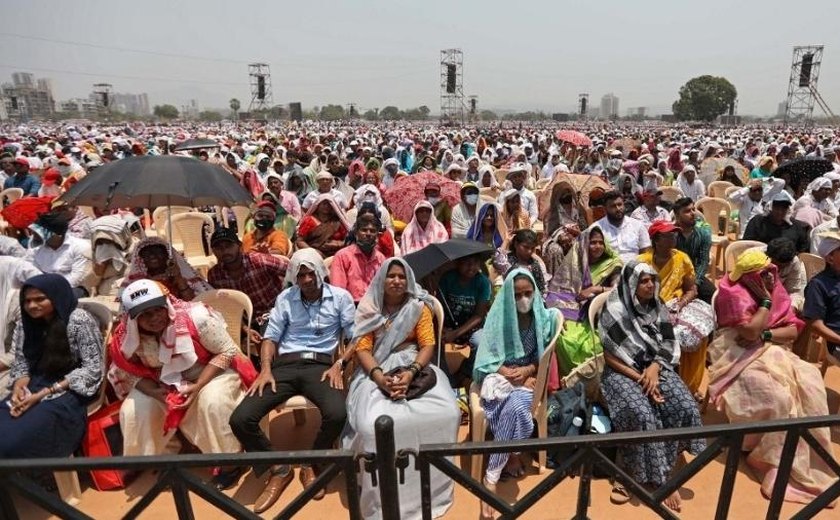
285 247 329 289
729 249 770 282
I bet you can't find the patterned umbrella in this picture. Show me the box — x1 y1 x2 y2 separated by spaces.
555 130 592 148
382 171 462 222
774 157 834 191
538 173 609 219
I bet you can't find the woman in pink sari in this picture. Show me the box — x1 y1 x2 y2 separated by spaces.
710 249 836 505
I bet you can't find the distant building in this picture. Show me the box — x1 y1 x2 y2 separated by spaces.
60 98 99 118
110 92 152 116
600 93 619 120
1 71 56 120
777 101 787 117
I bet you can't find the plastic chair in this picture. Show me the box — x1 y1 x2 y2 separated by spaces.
695 197 732 280
706 181 734 199
659 186 684 204
152 206 193 241
494 168 509 187
54 299 114 505
225 206 252 240
799 252 825 282
169 213 216 275
723 240 766 274
469 312 564 481
0 187 23 209
193 289 253 354
724 186 741 199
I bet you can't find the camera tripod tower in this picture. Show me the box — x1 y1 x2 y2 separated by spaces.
440 49 465 123
248 63 273 112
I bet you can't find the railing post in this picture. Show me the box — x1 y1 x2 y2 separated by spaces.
374 415 401 520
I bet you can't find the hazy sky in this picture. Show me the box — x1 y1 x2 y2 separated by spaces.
2 0 838 116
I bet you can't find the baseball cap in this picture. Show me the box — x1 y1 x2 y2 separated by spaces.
210 226 241 246
42 168 61 186
648 220 679 238
121 279 169 319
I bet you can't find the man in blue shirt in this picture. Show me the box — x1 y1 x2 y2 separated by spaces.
229 248 355 512
802 234 840 358
3 157 40 196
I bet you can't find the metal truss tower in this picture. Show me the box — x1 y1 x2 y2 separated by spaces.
440 49 465 123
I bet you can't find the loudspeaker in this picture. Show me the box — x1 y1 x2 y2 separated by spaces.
799 53 813 87
289 102 302 121
728 101 735 116
469 98 476 113
257 76 266 100
9 97 17 110
446 64 456 94
102 92 109 107
580 97 587 115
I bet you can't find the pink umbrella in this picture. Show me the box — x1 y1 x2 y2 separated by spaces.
383 172 462 222
555 130 592 148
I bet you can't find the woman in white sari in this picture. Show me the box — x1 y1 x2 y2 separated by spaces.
343 258 459 519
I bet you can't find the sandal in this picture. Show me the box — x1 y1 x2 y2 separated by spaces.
610 482 631 505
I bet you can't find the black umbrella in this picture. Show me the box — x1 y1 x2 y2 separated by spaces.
57 155 253 209
774 157 835 190
403 238 494 280
172 138 220 152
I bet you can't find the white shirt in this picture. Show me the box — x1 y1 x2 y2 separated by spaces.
499 187 538 224
728 178 785 238
301 188 349 211
593 216 652 263
810 217 840 253
629 205 672 226
30 236 91 288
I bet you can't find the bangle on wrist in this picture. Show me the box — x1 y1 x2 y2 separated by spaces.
762 329 772 341
760 299 772 309
368 366 383 381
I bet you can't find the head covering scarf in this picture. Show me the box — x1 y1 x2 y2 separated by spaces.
119 237 212 295
303 193 352 230
352 183 385 208
352 258 433 365
472 268 559 384
400 200 449 254
284 247 329 289
466 202 506 248
479 165 500 188
20 273 78 370
499 188 531 231
598 261 679 371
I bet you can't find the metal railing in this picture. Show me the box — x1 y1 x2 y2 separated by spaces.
0 449 363 520
2 414 839 520
409 414 840 520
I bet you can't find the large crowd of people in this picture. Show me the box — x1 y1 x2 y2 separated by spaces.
0 119 838 518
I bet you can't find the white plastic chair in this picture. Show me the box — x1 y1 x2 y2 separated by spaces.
169 212 216 275
695 197 732 280
723 240 766 274
193 289 253 354
152 206 193 242
225 206 252 241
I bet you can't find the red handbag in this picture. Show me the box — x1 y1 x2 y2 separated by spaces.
81 400 131 491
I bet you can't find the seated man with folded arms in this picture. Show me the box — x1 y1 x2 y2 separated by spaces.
802 234 840 362
229 248 355 513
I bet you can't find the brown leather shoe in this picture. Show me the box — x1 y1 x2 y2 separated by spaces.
299 466 326 500
253 469 294 514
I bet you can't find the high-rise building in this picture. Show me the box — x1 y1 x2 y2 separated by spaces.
2 72 55 120
600 93 620 120
777 101 788 117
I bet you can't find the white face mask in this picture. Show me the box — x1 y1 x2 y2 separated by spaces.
465 194 479 205
427 196 440 205
515 295 534 314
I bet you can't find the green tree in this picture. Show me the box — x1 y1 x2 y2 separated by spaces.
362 109 377 121
153 104 179 119
198 110 223 122
229 98 241 120
379 106 402 120
418 105 430 119
319 104 346 120
479 109 498 121
672 75 737 122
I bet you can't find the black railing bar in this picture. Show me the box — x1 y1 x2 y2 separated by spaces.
653 436 726 500
0 450 359 472
0 481 20 520
590 448 679 520
422 454 515 515
790 479 840 520
275 462 343 520
122 468 177 520
374 416 401 520
508 448 589 518
6 474 95 520
417 456 433 520
170 469 196 520
575 447 594 520
714 434 744 520
179 469 261 520
801 429 840 477
342 457 363 520
766 429 801 520
418 415 840 456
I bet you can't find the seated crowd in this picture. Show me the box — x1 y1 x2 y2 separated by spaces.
1 134 839 519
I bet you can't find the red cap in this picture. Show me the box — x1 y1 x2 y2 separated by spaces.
647 220 679 238
42 168 62 186
14 157 29 169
